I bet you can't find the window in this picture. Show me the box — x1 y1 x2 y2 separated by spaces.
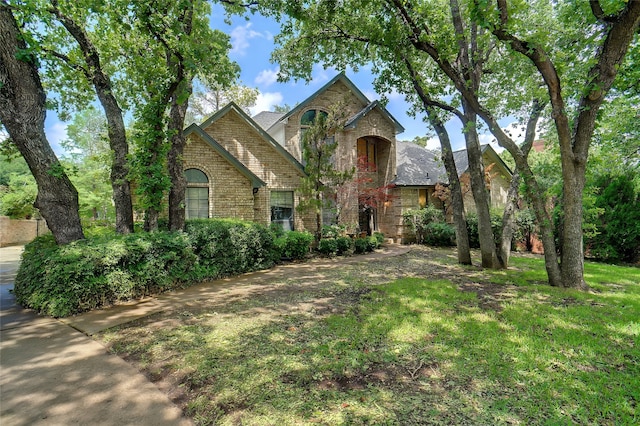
419 188 428 209
357 138 377 171
300 109 328 149
270 191 294 231
185 168 209 219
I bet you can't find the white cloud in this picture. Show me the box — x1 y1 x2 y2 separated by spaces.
230 23 267 56
249 92 284 116
254 67 279 87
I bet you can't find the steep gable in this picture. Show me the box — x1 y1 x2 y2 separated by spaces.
200 102 305 179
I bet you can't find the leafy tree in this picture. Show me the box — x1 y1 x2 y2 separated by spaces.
297 103 354 241
0 172 37 219
42 0 134 234
0 3 84 244
61 108 114 222
186 82 258 124
272 103 293 113
471 0 640 287
122 0 237 232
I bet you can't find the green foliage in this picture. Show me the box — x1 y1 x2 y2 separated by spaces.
466 210 503 249
14 232 197 317
274 231 313 260
354 235 381 254
0 172 37 219
318 236 354 256
185 219 279 276
403 205 446 244
14 218 279 317
587 174 640 263
423 222 456 247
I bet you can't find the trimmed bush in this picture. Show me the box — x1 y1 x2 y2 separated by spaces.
318 236 355 256
423 222 456 247
15 218 280 317
335 236 354 255
185 219 279 277
354 235 381 254
14 231 198 318
318 238 339 256
274 231 313 260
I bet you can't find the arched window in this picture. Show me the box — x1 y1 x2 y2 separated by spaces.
185 168 209 219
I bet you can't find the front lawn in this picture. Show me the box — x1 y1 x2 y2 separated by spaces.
100 247 639 425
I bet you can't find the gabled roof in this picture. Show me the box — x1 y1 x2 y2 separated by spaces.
252 111 285 131
199 102 305 175
344 100 405 134
394 142 512 186
184 124 266 189
276 73 404 134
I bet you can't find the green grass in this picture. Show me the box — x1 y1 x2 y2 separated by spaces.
101 249 639 425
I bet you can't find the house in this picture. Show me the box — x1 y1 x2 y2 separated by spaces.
394 141 513 241
182 73 512 242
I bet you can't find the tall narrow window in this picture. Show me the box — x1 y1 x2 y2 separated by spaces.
270 191 294 231
419 188 428 209
357 138 377 171
300 109 328 156
185 168 209 219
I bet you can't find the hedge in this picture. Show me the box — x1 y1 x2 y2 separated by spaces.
14 219 283 317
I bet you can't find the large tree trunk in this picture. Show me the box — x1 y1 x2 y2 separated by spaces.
403 57 471 265
429 112 472 265
50 1 134 234
167 80 192 232
0 5 84 245
462 101 497 268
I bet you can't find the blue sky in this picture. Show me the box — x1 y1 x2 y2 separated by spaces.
42 7 513 156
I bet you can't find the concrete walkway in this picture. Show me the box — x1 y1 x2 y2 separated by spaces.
0 245 191 426
0 243 410 425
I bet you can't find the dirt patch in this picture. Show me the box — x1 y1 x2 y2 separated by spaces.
457 282 518 311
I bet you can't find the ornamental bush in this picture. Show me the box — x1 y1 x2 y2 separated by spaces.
274 231 313 260
423 222 456 247
15 219 279 317
14 231 198 318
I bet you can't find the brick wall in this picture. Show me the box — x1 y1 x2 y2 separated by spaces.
184 136 255 221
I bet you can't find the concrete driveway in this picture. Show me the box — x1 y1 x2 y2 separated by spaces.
0 245 191 426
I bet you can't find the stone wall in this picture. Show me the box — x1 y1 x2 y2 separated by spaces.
0 216 50 247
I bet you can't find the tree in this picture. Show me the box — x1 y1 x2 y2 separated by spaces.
43 0 134 234
0 3 84 244
186 82 258 123
122 0 237 232
470 0 640 288
297 103 354 241
61 108 114 222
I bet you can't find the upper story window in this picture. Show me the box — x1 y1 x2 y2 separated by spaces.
185 168 209 219
357 138 377 171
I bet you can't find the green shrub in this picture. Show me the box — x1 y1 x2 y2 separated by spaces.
354 235 380 254
318 238 339 256
466 210 503 249
185 219 278 276
423 222 456 247
14 231 198 318
373 231 385 245
335 236 353 255
274 231 313 260
403 206 445 243
318 235 354 256
15 218 280 317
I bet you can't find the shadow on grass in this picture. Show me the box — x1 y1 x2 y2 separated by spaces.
103 248 640 425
